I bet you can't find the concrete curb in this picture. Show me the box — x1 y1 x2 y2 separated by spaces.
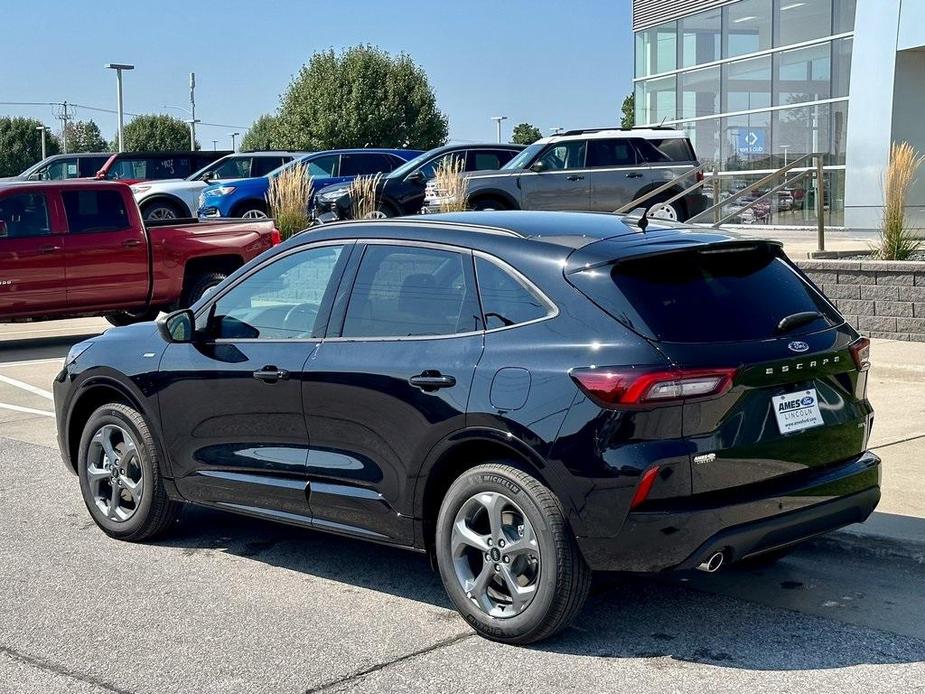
809 519 925 565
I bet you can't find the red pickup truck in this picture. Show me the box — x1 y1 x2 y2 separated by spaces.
0 180 280 325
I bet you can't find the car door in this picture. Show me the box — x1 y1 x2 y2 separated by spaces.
158 242 352 517
519 140 590 210
0 190 65 318
59 188 149 312
586 138 643 211
303 241 484 544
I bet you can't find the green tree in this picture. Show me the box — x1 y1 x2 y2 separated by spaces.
510 122 543 145
240 114 279 151
118 114 196 151
0 117 61 177
621 92 635 129
63 119 109 153
273 45 448 150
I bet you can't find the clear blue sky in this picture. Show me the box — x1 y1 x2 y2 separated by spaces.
0 1 633 148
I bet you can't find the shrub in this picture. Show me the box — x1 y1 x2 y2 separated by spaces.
432 156 469 212
876 141 925 260
267 163 312 240
349 173 383 219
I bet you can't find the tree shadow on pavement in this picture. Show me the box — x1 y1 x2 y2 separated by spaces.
162 506 925 672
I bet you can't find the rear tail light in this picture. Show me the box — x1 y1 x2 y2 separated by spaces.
630 465 660 510
850 337 871 372
570 367 737 407
270 227 282 246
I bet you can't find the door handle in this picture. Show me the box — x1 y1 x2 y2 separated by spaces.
625 172 643 179
566 175 585 182
122 239 142 248
409 370 456 391
38 244 62 254
253 365 290 383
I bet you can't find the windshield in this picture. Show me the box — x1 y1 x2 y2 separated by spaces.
188 154 236 181
387 150 441 179
503 142 544 170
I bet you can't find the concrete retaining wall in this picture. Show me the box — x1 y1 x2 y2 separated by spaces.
796 259 925 342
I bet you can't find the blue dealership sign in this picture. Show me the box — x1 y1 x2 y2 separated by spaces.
736 128 767 156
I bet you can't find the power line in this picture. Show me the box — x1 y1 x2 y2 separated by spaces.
0 100 250 130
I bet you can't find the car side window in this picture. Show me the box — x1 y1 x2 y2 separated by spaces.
341 245 481 338
61 190 130 233
46 158 80 180
306 155 339 178
475 256 552 329
340 153 377 177
536 141 587 170
212 157 252 179
0 193 51 238
419 153 464 179
467 150 509 171
252 157 287 177
207 245 345 340
586 140 638 168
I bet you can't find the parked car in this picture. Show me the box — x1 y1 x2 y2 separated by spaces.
460 127 708 221
313 143 523 221
198 149 422 219
1 153 112 182
95 151 232 185
54 210 877 644
0 180 279 325
132 151 305 220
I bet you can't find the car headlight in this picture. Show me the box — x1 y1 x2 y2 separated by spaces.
208 186 236 197
319 187 349 202
65 341 93 366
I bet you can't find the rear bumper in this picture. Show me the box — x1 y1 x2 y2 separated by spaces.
577 450 881 572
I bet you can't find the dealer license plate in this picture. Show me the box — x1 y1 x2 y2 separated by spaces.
772 388 824 434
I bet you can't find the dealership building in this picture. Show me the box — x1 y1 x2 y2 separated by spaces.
632 0 925 230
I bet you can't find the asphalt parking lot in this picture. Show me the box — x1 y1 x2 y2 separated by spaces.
1 320 924 693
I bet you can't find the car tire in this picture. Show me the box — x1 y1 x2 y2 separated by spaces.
182 271 227 307
645 195 684 222
77 403 181 542
471 197 508 211
105 308 160 327
141 200 186 221
435 462 591 644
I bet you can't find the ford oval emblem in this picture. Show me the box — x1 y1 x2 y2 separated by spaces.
800 395 815 406
788 341 809 353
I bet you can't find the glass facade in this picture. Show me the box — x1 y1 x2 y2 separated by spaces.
634 0 856 226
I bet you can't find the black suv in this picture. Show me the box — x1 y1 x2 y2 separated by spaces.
55 211 879 644
312 143 523 221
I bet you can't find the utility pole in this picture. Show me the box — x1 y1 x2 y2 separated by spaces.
54 102 73 153
36 126 47 159
106 63 135 152
189 72 197 150
491 115 508 144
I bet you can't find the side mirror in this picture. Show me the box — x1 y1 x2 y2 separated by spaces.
201 171 217 182
529 161 546 173
405 170 425 184
158 309 196 343
0 220 7 238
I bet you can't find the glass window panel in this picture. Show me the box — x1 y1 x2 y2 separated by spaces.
680 8 721 68
680 66 720 119
635 21 677 77
775 0 832 47
774 43 831 105
772 103 832 167
722 111 772 171
724 55 772 112
0 193 50 238
681 119 721 168
833 37 853 97
724 0 772 58
834 0 857 34
636 76 677 125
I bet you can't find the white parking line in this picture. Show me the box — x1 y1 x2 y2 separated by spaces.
0 402 54 417
0 357 65 369
0 374 54 400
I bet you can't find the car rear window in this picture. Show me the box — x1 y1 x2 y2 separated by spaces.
570 245 840 342
635 138 696 163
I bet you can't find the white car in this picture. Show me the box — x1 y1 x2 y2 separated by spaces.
131 152 303 220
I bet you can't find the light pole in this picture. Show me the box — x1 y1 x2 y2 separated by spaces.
36 126 47 159
491 116 508 144
212 140 218 151
189 72 197 150
550 126 562 135
229 132 240 151
105 63 135 152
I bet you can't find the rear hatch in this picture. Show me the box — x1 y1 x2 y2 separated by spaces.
567 238 873 495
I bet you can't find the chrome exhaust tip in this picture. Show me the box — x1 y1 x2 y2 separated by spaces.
696 551 725 573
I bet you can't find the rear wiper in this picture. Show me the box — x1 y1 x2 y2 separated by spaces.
777 311 822 333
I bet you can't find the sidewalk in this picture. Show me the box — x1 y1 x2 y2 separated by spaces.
829 338 925 563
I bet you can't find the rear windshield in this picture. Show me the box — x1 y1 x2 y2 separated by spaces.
570 246 840 342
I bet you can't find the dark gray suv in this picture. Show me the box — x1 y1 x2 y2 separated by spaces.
464 127 708 221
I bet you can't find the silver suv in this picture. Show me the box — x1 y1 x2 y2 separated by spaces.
464 127 707 221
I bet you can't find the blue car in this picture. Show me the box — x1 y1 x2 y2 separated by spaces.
198 148 423 218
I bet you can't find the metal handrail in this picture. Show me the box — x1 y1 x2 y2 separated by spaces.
710 169 812 226
614 162 706 213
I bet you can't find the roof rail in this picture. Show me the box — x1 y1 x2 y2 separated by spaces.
558 125 679 136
